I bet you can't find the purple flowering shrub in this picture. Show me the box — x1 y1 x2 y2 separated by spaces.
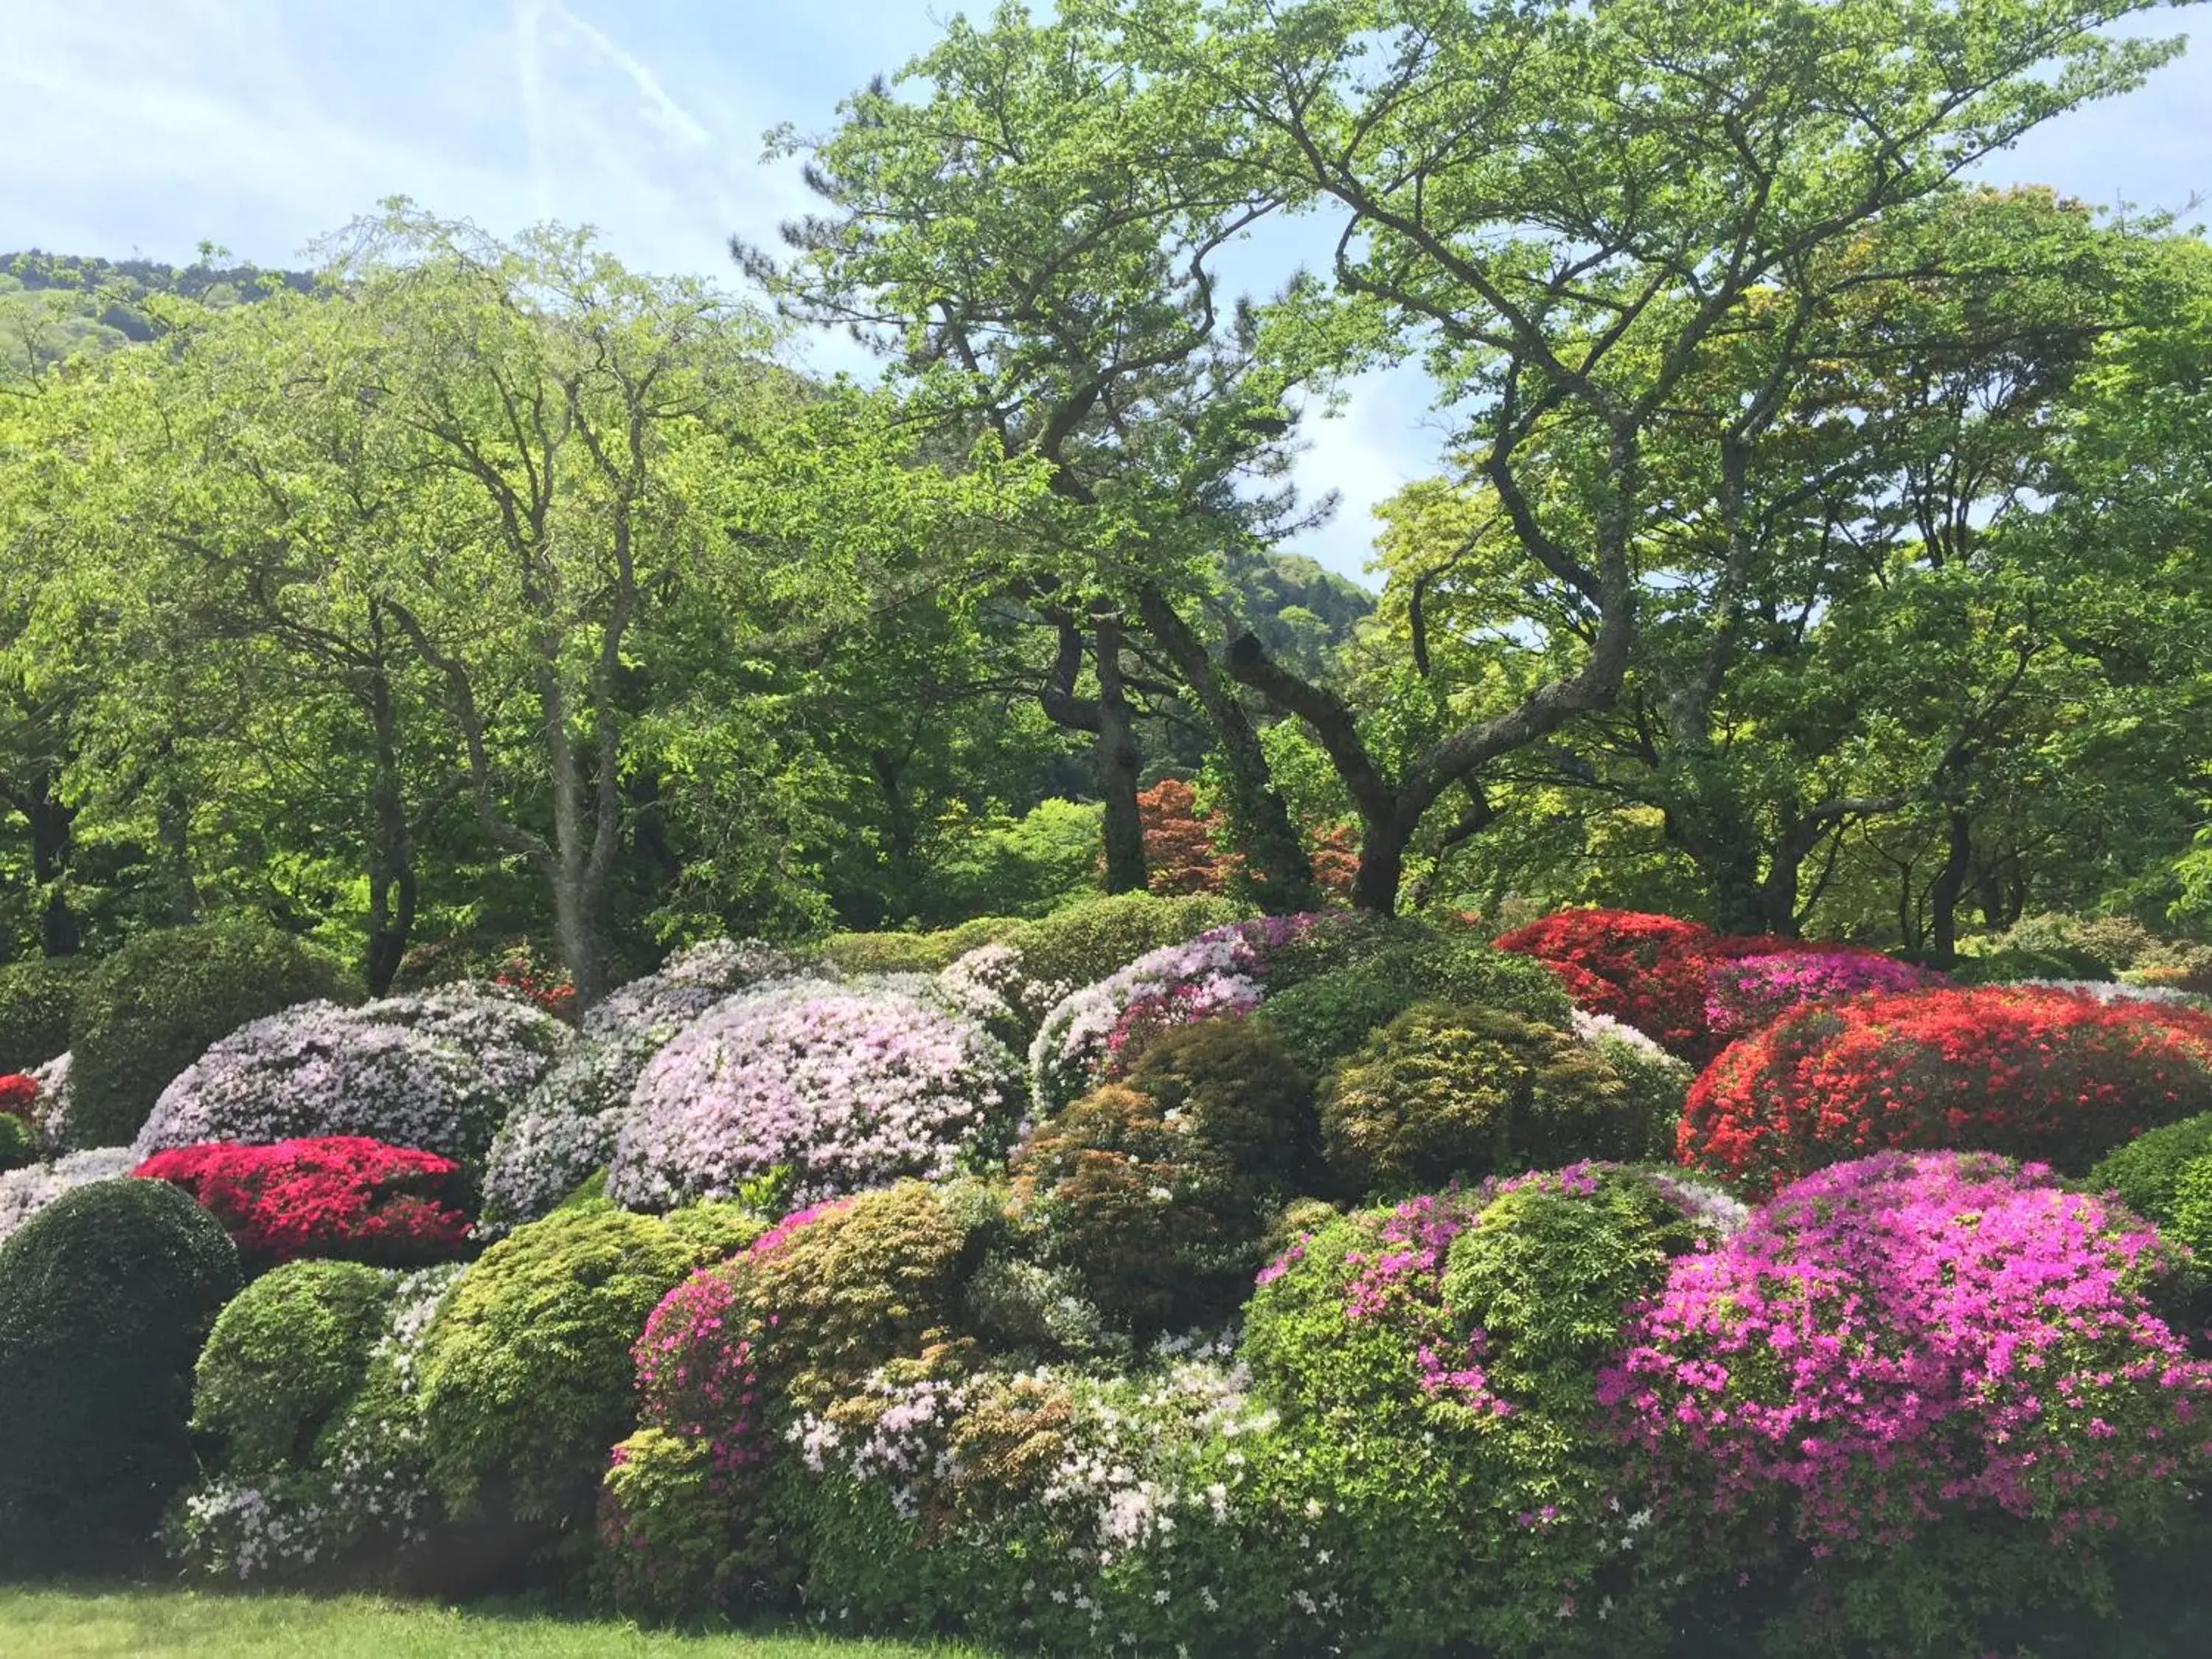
1600 1152 2212 1649
1703 947 1942 1038
608 982 1020 1210
1028 913 1352 1113
1234 1166 1733 1655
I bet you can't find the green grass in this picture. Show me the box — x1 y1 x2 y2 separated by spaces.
0 1587 985 1658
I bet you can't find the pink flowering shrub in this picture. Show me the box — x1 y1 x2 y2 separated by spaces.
1235 1165 1736 1655
1703 946 1941 1037
1600 1152 2212 1646
608 983 1019 1210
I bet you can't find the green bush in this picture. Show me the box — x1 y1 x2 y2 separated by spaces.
66 921 356 1149
1949 945 2111 984
821 917 1032 976
1001 891 1248 1001
1320 1003 1648 1196
0 1111 35 1172
192 1259 397 1478
1259 932 1574 1072
596 1427 747 1617
2087 1113 2212 1226
0 955 93 1075
0 1177 240 1569
2168 1157 2212 1260
415 1203 763 1527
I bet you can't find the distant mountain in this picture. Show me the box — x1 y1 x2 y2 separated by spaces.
1225 548 1375 681
1 250 317 373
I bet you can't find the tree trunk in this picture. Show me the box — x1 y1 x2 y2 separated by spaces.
1134 585 1315 914
362 664 417 995
27 768 80 958
158 785 199 924
1926 810 1975 967
1093 615 1147 894
1350 810 1413 916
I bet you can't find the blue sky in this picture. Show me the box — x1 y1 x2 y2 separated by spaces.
7 0 2209 581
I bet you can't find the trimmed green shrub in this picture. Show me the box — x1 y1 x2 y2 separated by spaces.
1259 932 1574 1072
66 921 356 1149
192 1259 397 1477
0 955 92 1075
2087 1113 2212 1228
415 1203 764 1527
0 1110 35 1172
821 918 1032 975
1950 945 2112 984
1321 1004 1646 1196
0 1176 240 1569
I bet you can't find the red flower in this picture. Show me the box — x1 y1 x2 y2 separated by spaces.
133 1135 473 1266
1677 985 2212 1194
1493 909 1727 1060
0 1074 38 1121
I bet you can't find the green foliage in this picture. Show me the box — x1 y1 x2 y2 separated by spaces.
416 1203 764 1526
596 1427 749 1618
2087 1113 2212 1225
1001 891 1248 998
927 799 1105 923
1320 1004 1646 1196
1950 946 2110 984
1121 1017 1319 1192
0 1110 35 1171
0 956 92 1074
66 921 355 1148
0 1177 240 1569
192 1260 396 1478
1258 931 1573 1072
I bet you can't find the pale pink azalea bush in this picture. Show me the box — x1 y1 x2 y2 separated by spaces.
1600 1151 2212 1625
582 939 821 1040
608 983 1019 1209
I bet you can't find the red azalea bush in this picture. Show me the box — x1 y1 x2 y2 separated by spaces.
494 945 580 1022
0 1073 38 1119
1679 984 2212 1192
131 1135 473 1266
1493 909 1725 1060
1600 1152 2212 1641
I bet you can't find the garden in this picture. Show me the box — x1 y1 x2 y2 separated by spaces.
6 0 2212 1654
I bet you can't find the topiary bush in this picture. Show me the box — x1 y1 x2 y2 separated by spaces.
2087 1113 2212 1232
1001 891 1248 1004
134 1136 473 1268
414 1202 763 1532
1950 945 2112 985
0 955 91 1076
191 1259 397 1478
1601 1152 2212 1655
1234 1166 1731 1656
1257 931 1574 1073
1319 1003 1659 1197
66 921 355 1150
1679 984 2212 1193
0 1144 136 1245
0 1176 240 1570
610 981 1020 1211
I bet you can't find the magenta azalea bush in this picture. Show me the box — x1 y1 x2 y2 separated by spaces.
1703 947 1941 1038
608 984 1019 1208
1600 1152 2212 1630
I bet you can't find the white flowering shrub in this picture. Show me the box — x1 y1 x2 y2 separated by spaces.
170 1262 465 1584
608 981 1020 1210
582 938 822 1040
479 1024 684 1234
0 1144 137 1245
133 1003 504 1165
937 943 1071 1049
2017 976 2211 1009
1029 931 1265 1115
27 1050 73 1152
1571 1009 1697 1155
356 987 571 1105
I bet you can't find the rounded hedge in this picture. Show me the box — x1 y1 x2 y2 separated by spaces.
1001 891 1248 1005
66 922 355 1150
0 955 92 1076
1679 984 2212 1192
0 1176 241 1568
2087 1113 2212 1231
1258 933 1574 1073
1492 908 1722 1059
414 1202 763 1528
1320 1003 1652 1196
192 1258 397 1478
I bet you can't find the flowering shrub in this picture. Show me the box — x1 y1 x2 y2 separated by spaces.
170 1261 465 1585
133 1002 507 1167
65 921 355 1150
1600 1152 2212 1649
1234 1166 1729 1655
0 1144 136 1245
1679 984 2212 1192
24 1051 72 1150
609 982 1019 1210
1012 1020 1315 1337
414 1202 762 1528
1320 1004 1665 1197
1569 1011 1696 1143
936 942 1071 1049
1492 908 1723 1059
478 1025 676 1234
355 987 571 1107
1703 945 1940 1037
0 1071 39 1120
133 1137 473 1267
0 1177 240 1571
492 947 577 1021
582 938 820 1040
1001 891 1247 1007
1029 913 1347 1113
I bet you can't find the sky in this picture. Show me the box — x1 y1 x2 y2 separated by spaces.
7 0 2210 582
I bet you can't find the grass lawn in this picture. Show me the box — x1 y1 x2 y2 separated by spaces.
0 1586 987 1658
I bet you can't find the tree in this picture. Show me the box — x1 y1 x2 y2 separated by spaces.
1075 0 2183 913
